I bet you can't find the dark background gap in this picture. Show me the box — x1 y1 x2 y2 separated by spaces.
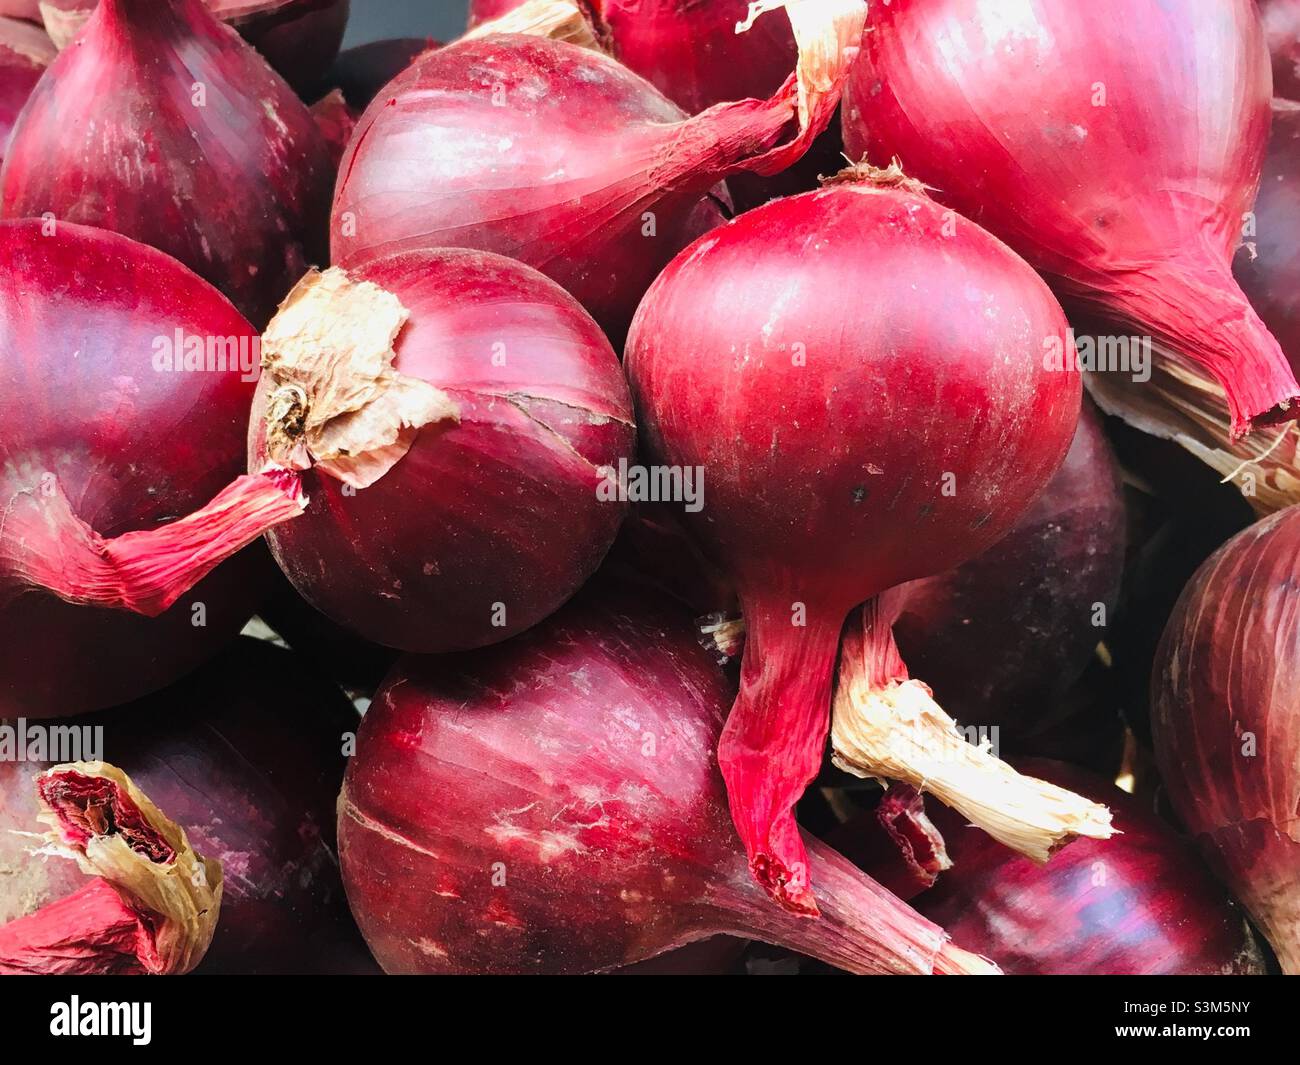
344 0 473 45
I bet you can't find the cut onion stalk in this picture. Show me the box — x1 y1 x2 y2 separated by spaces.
462 0 602 49
830 598 1114 863
0 762 222 975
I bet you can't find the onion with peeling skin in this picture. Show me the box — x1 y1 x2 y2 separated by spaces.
0 16 50 166
0 639 375 975
908 760 1267 976
1152 505 1300 974
249 247 636 654
332 0 866 339
2 0 333 327
339 584 997 976
0 762 223 976
845 0 1299 442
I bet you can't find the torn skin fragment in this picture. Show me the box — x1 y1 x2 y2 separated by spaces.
0 762 222 975
260 267 460 490
461 0 606 51
830 599 1115 864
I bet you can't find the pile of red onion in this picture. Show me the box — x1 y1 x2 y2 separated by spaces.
0 0 1295 985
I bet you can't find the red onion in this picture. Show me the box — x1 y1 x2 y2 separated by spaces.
332 0 866 338
625 171 1108 913
844 0 1298 441
323 37 434 109
891 401 1125 742
1264 0 1300 101
339 584 997 975
906 760 1266 975
39 0 349 94
1 0 333 327
0 16 50 166
0 762 223 975
0 639 375 975
248 247 635 654
0 220 305 718
827 785 950 903
0 2 37 21
1152 505 1300 974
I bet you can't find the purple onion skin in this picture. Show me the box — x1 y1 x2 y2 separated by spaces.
0 638 377 975
891 402 1125 741
1236 104 1300 371
0 0 332 327
1152 506 1300 974
915 760 1266 976
322 37 433 109
251 248 636 655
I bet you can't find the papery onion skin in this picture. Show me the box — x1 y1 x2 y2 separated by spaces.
911 760 1265 976
892 401 1125 741
0 2 37 20
1263 0 1300 101
0 220 271 718
625 180 1080 911
0 639 376 975
0 16 50 166
844 0 1297 440
339 584 994 976
249 247 636 655
1152 506 1300 974
2 0 333 327
332 9 860 340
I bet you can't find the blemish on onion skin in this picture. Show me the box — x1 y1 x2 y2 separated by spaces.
412 938 448 959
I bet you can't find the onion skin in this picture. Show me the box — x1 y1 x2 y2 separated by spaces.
892 401 1125 741
0 16 50 166
1152 506 1300 974
339 584 996 976
0 221 275 718
250 247 636 655
332 6 864 339
845 0 1298 440
909 760 1265 976
1263 0 1300 101
1 0 332 327
625 179 1081 911
0 639 376 975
